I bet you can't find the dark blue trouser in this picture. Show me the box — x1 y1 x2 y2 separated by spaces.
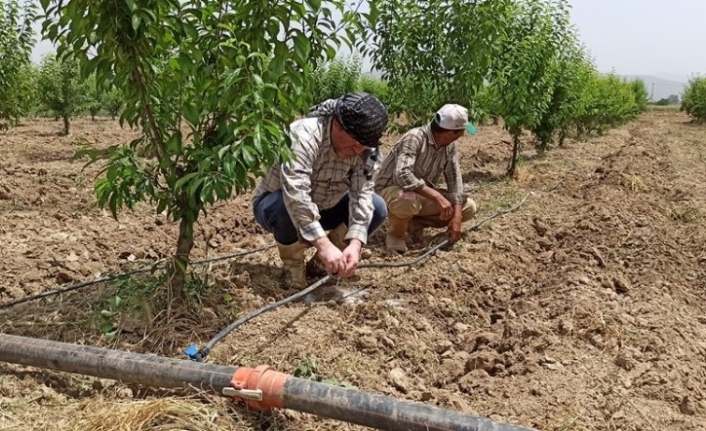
253 190 387 245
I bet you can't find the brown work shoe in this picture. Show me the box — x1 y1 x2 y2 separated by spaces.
386 233 407 254
386 214 410 253
276 241 308 289
327 223 348 250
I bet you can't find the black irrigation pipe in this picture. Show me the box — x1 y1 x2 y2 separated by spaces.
188 171 571 362
0 243 275 309
0 332 537 431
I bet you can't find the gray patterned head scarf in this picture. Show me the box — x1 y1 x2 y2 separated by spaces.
307 92 387 180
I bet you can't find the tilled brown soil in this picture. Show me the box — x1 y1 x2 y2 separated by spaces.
1 110 705 431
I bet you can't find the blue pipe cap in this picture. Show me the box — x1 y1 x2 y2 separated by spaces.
184 343 199 360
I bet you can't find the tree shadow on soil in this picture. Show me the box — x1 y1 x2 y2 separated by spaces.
0 259 349 360
17 130 64 138
462 169 508 185
228 404 312 431
682 119 706 128
24 150 80 163
522 150 552 162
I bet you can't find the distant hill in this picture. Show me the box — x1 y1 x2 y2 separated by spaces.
618 75 686 102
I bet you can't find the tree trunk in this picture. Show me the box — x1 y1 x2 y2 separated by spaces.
507 134 520 178
558 130 566 147
168 217 195 301
62 116 70 135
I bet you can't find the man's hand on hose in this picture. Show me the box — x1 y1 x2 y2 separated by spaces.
340 239 362 277
313 237 346 275
447 204 463 243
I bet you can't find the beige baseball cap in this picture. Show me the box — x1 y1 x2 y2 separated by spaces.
434 104 477 135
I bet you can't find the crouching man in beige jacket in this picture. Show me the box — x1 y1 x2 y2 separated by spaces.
375 104 478 253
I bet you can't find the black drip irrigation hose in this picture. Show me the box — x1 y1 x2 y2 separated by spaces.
187 234 463 361
187 176 563 362
0 244 275 309
187 275 334 360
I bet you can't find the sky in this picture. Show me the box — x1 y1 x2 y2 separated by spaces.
567 0 706 83
30 0 706 85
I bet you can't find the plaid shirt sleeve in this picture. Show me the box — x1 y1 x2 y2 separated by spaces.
347 160 377 244
444 145 465 205
280 130 327 243
392 133 426 191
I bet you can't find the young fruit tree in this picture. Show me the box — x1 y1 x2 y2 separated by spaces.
680 75 706 123
39 0 367 298
629 78 649 115
0 0 36 130
485 0 575 177
103 86 125 120
37 53 91 135
574 73 641 137
363 0 514 128
311 55 363 105
86 74 104 121
530 42 591 152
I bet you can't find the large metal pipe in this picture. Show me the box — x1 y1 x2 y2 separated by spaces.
0 333 535 431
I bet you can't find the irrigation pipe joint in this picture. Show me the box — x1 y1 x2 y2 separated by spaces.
225 365 288 410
